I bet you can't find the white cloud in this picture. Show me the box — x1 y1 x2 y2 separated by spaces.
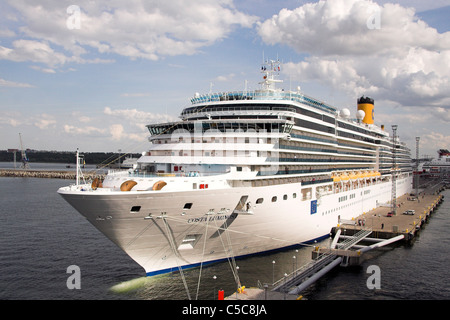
30 65 56 73
258 0 450 109
63 124 106 136
3 0 258 66
215 73 236 82
0 112 22 127
70 111 92 123
108 124 146 142
431 107 450 122
103 106 177 124
121 93 151 98
59 107 177 144
0 39 70 67
0 77 34 88
420 132 450 152
109 124 125 141
0 28 16 37
34 114 56 129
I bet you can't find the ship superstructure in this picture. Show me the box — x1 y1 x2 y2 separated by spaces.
58 60 412 276
422 149 450 178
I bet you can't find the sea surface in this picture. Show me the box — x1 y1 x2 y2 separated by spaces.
1 163 449 300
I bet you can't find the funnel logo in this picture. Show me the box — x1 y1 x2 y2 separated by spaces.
310 200 317 215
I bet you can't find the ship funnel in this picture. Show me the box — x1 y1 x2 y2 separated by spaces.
357 96 374 125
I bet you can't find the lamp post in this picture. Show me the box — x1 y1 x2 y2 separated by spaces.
416 137 420 198
213 275 217 300
284 273 288 300
391 125 398 215
293 255 297 276
272 260 275 284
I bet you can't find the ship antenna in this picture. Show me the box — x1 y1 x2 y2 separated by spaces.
76 149 80 185
75 148 86 186
259 58 283 91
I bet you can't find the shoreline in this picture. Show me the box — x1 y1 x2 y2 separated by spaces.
0 169 105 180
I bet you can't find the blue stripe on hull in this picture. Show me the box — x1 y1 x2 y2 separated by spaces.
145 234 330 277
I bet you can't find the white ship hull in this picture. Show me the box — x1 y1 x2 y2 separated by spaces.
59 175 412 276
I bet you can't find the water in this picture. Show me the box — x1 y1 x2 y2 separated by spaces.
1 173 449 300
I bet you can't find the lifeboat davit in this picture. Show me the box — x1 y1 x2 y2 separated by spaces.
120 180 137 191
152 180 167 191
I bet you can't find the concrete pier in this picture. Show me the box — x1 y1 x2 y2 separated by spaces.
225 181 446 300
333 189 445 244
0 169 104 180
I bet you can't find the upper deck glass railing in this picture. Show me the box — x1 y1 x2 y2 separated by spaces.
189 90 337 115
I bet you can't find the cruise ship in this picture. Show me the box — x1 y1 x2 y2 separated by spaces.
58 60 413 276
422 149 450 178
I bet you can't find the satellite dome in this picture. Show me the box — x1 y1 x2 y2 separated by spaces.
340 108 351 118
356 109 365 120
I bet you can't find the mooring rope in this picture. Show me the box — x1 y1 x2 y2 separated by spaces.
162 217 191 300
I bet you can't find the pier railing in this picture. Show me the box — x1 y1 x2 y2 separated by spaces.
271 251 338 292
189 90 337 115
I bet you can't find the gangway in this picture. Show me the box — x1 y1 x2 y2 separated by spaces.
272 250 338 294
272 228 373 295
335 229 372 250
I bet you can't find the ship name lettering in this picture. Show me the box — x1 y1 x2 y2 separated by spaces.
187 213 237 224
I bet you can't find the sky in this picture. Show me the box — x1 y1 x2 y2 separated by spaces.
1 0 449 159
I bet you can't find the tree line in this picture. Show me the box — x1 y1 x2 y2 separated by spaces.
0 150 141 165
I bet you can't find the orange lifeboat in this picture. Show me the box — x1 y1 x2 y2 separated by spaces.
152 180 167 191
91 177 103 190
120 180 137 191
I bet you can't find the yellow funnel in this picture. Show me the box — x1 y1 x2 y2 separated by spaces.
357 96 374 125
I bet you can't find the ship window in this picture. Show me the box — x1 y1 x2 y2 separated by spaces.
283 194 288 200
272 196 277 202
130 206 141 213
293 193 297 199
184 203 193 210
256 198 264 204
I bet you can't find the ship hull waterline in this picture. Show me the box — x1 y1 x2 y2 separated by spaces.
58 175 411 276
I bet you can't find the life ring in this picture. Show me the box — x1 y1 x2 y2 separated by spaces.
152 180 167 191
120 180 137 191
